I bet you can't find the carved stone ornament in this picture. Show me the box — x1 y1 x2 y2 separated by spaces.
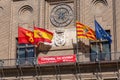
50 3 73 27
54 29 66 46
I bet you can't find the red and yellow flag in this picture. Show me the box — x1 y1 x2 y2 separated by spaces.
34 27 53 44
76 21 96 40
18 27 34 44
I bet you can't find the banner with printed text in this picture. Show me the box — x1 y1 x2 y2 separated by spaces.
38 54 76 64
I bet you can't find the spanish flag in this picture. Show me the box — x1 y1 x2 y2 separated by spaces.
76 21 96 40
34 27 53 44
18 27 34 44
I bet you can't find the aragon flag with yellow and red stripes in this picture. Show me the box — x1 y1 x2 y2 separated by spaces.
76 21 96 41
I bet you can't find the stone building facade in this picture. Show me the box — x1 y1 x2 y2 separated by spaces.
0 0 120 80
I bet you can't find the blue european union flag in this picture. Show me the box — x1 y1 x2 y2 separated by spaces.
94 20 112 44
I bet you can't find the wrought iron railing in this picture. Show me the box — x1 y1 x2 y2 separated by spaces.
0 52 120 67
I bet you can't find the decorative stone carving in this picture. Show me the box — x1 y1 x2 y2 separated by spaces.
50 3 73 27
18 5 33 22
92 0 108 5
54 29 66 46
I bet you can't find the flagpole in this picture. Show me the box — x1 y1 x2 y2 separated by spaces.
94 16 99 61
75 21 79 62
94 17 103 61
17 23 20 65
33 21 37 64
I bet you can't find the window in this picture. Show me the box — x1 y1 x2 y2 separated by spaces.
90 30 111 62
16 38 35 65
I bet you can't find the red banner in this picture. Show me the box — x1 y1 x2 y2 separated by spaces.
38 54 76 64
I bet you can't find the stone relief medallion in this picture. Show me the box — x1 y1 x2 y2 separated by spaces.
18 5 33 22
54 29 66 46
50 3 73 27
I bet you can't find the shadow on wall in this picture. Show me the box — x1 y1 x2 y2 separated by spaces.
72 40 90 54
36 42 52 55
